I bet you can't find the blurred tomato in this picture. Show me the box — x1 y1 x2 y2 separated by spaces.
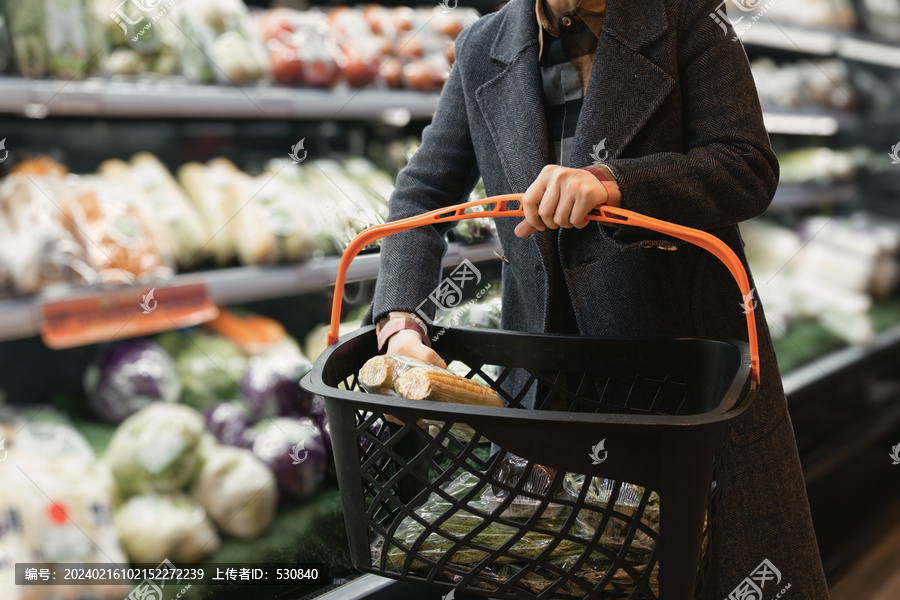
303 59 340 88
402 61 434 92
379 57 403 89
270 45 303 86
342 51 380 88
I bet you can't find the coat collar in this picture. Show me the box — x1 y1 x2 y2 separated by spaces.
490 0 667 64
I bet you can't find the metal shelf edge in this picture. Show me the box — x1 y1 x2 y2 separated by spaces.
0 76 441 120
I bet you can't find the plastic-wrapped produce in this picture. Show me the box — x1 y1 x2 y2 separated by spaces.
0 448 129 600
57 175 174 285
177 159 242 265
0 412 128 600
223 171 317 265
114 493 219 563
171 0 269 84
105 403 206 496
0 172 95 295
5 0 104 79
83 338 181 424
92 0 179 77
191 443 277 539
98 153 210 268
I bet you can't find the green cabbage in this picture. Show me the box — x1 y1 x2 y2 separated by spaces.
191 443 277 539
114 493 219 564
106 403 205 496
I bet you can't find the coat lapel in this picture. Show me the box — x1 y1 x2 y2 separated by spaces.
475 0 550 194
569 0 673 168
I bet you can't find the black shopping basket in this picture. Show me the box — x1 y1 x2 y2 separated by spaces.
301 195 760 599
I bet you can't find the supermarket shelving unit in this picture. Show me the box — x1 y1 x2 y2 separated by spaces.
741 13 900 583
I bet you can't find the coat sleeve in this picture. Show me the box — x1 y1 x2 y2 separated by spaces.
370 27 481 325
604 0 779 231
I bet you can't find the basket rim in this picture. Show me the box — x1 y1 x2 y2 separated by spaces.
302 326 757 428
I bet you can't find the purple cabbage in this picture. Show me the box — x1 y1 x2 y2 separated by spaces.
83 339 181 424
204 401 254 447
249 417 326 499
309 396 334 476
241 353 314 420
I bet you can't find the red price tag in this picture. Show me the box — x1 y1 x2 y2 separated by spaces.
40 283 219 349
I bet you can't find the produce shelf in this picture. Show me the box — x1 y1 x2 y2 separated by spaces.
0 76 441 121
741 22 900 68
0 240 502 343
767 182 860 211
782 322 900 399
762 108 859 136
740 22 838 56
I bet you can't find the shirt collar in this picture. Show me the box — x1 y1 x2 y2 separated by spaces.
536 0 605 59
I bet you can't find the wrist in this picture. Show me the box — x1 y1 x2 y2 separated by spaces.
376 312 430 351
582 165 622 207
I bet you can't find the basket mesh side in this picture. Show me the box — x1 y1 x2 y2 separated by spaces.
333 357 719 600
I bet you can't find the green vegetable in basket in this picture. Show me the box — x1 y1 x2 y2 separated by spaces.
382 470 659 597
563 473 660 554
382 472 586 572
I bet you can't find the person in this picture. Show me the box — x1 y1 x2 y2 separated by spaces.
369 0 830 596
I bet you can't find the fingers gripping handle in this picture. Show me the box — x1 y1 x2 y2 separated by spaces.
327 194 760 384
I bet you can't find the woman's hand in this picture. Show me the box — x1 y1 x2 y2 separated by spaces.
514 165 619 238
385 329 447 369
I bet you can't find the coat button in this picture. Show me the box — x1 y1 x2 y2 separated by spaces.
561 16 572 27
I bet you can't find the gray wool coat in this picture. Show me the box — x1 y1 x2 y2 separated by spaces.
372 0 830 596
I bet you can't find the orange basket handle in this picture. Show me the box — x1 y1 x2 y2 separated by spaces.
328 194 760 384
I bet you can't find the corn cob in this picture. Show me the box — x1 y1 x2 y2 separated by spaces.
397 367 503 408
359 355 399 395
